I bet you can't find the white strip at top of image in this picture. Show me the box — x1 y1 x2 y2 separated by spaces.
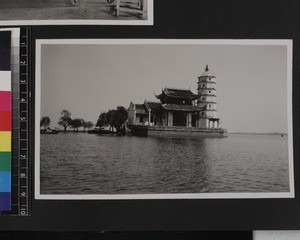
36 38 292 46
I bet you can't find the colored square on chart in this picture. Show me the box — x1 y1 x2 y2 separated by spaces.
0 71 11 91
0 171 10 192
0 111 11 131
0 50 11 71
0 91 11 111
0 152 10 172
0 192 10 211
0 31 11 71
0 131 11 152
0 31 11 48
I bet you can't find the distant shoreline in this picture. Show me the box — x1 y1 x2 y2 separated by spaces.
228 132 287 135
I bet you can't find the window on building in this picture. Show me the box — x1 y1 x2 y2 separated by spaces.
209 104 211 108
203 84 205 87
209 91 211 93
140 116 143 123
202 98 205 101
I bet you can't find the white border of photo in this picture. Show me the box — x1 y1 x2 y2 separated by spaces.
35 39 294 200
254 231 300 240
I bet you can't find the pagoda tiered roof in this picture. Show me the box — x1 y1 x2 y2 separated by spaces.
197 86 216 90
198 65 215 78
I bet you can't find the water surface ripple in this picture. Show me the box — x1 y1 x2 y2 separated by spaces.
40 133 290 194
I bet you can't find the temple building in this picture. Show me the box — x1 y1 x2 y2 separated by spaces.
127 65 225 136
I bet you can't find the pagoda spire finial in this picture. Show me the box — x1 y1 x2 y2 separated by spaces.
205 64 209 72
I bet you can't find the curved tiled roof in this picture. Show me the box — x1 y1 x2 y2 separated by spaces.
144 100 161 110
135 104 147 114
156 88 200 100
162 104 205 112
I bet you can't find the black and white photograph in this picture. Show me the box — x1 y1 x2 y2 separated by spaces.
35 39 293 199
0 0 153 25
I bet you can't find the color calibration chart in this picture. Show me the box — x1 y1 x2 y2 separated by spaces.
0 31 12 211
0 28 31 216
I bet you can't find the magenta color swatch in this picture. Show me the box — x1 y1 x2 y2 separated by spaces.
0 91 11 111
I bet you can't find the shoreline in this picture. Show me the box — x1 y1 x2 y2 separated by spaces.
40 129 287 136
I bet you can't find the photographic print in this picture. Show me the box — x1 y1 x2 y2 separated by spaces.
0 0 153 25
35 39 293 199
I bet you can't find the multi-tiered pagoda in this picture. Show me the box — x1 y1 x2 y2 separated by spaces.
197 65 221 129
127 65 226 137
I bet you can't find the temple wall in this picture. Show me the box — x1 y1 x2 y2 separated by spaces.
199 118 208 128
199 82 215 89
148 126 227 138
186 113 192 127
200 89 216 95
206 110 217 118
199 96 216 103
167 111 173 126
135 114 149 125
206 104 216 110
162 112 168 126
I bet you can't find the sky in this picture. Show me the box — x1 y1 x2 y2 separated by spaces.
40 42 289 133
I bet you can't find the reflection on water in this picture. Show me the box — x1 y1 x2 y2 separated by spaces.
40 133 290 194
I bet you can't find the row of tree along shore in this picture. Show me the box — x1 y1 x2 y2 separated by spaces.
40 106 128 135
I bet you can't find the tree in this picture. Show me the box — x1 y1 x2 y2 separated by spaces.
100 106 128 133
58 110 71 132
115 106 128 132
82 120 94 132
106 110 116 132
40 116 51 130
109 106 128 133
69 118 83 132
96 106 128 134
96 112 108 129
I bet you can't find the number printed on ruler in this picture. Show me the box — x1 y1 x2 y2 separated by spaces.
18 28 30 216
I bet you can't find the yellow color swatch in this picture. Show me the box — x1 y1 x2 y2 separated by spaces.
0 131 11 152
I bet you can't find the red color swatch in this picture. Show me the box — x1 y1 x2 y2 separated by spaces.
0 91 11 111
0 111 11 131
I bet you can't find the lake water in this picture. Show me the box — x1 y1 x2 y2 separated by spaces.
40 133 290 194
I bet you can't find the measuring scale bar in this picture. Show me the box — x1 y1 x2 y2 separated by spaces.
0 27 31 216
